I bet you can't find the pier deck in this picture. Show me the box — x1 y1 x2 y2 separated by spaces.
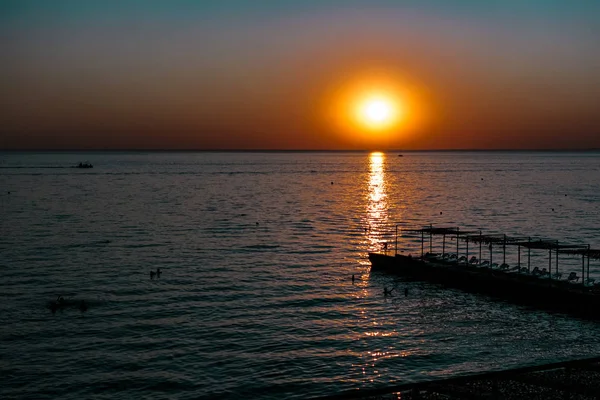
368 225 600 318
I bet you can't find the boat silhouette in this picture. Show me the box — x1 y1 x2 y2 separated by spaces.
73 162 93 169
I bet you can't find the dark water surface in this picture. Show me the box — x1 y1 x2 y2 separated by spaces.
2 151 600 399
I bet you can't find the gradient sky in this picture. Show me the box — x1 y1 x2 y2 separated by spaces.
2 0 599 150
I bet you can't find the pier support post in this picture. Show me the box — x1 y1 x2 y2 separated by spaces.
429 224 433 254
395 225 398 256
528 237 531 273
587 245 591 285
479 231 482 265
548 248 552 279
442 234 446 256
518 245 521 273
555 241 559 279
456 228 459 259
421 230 424 258
582 253 585 284
503 235 506 265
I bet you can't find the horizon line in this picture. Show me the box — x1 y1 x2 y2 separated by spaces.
2 148 600 153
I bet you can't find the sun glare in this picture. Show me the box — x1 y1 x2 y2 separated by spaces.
323 70 430 146
358 96 398 129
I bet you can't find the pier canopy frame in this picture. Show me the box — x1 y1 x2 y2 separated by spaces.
399 225 477 258
465 234 527 245
391 225 594 277
558 247 600 285
509 240 588 278
464 234 528 268
513 240 584 251
559 248 600 260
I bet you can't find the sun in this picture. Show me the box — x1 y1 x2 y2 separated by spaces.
362 98 393 125
356 94 400 130
323 70 430 145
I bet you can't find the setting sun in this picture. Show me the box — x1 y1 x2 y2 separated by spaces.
357 95 401 130
322 69 431 147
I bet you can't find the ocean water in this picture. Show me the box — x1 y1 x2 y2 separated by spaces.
1 151 600 399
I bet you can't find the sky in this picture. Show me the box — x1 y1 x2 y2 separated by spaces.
1 0 600 150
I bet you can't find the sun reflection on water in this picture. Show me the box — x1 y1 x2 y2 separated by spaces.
349 151 415 388
366 152 389 253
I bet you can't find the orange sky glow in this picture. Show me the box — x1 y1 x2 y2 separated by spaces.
1 2 600 150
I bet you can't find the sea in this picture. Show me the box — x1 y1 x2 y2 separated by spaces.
1 150 600 399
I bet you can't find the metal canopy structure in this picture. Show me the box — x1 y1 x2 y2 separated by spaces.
513 240 586 251
465 234 527 245
398 225 477 260
558 246 599 284
391 224 597 284
462 234 529 271
559 247 600 260
404 227 475 236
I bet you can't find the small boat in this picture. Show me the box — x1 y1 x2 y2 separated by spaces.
47 296 89 313
73 162 93 169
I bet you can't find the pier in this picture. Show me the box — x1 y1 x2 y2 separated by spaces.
369 225 600 319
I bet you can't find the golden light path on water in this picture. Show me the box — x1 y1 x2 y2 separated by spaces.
366 151 389 253
350 152 410 387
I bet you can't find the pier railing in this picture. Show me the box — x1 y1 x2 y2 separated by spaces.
384 223 598 287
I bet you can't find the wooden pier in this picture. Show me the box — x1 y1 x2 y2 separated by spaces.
369 225 600 319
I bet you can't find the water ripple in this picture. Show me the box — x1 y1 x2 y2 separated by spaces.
3 151 600 399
